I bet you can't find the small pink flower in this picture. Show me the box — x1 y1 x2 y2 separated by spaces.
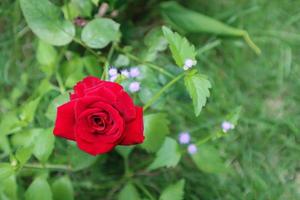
221 121 235 133
178 132 190 144
129 81 140 93
129 67 140 78
187 144 197 155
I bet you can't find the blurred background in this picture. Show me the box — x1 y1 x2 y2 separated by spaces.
0 0 299 199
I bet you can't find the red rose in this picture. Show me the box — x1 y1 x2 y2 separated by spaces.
53 76 144 155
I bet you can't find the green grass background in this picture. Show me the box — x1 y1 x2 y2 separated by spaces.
1 0 299 199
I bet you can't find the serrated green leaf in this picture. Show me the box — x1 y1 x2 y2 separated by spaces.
25 177 52 200
16 145 33 165
140 113 170 152
33 129 54 163
36 40 57 66
20 0 75 46
118 182 141 200
148 137 181 170
45 93 69 122
184 71 211 116
191 144 226 173
0 164 14 181
162 26 196 67
160 179 185 200
52 176 74 200
81 18 120 49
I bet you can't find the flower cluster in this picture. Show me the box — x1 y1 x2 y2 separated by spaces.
108 67 141 93
178 132 197 155
221 121 235 133
183 58 197 70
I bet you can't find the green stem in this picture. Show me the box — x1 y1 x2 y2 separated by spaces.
101 43 115 80
124 157 131 178
197 39 221 56
143 72 185 111
195 134 212 146
242 31 261 55
134 181 155 200
55 72 65 94
73 37 101 59
115 46 175 78
23 163 72 171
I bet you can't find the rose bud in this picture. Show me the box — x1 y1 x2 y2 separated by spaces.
53 76 144 155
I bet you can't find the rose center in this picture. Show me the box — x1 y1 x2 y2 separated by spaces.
93 117 104 126
91 115 107 132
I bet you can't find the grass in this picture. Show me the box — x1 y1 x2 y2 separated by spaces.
180 0 300 199
0 0 299 199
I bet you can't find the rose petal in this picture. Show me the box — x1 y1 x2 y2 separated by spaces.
85 86 117 103
53 101 76 140
70 76 102 100
120 106 144 145
76 137 116 156
115 91 136 121
75 104 124 144
75 96 114 119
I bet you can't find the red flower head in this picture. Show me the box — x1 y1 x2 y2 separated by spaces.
53 76 144 155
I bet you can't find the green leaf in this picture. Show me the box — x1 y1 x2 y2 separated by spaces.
81 18 120 49
159 179 185 200
161 2 244 36
11 128 41 148
143 28 168 62
91 0 99 6
62 0 93 19
20 0 75 46
36 40 57 66
34 79 54 97
0 135 11 154
160 1 260 54
25 177 52 200
33 129 55 163
0 175 18 200
148 137 181 170
115 146 134 159
45 93 69 122
59 56 85 88
162 26 196 67
68 143 98 171
184 71 211 116
16 145 33 165
0 112 20 135
83 56 102 77
191 144 226 173
0 164 14 181
52 176 74 200
118 182 141 200
140 113 170 153
113 54 130 67
20 97 41 123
